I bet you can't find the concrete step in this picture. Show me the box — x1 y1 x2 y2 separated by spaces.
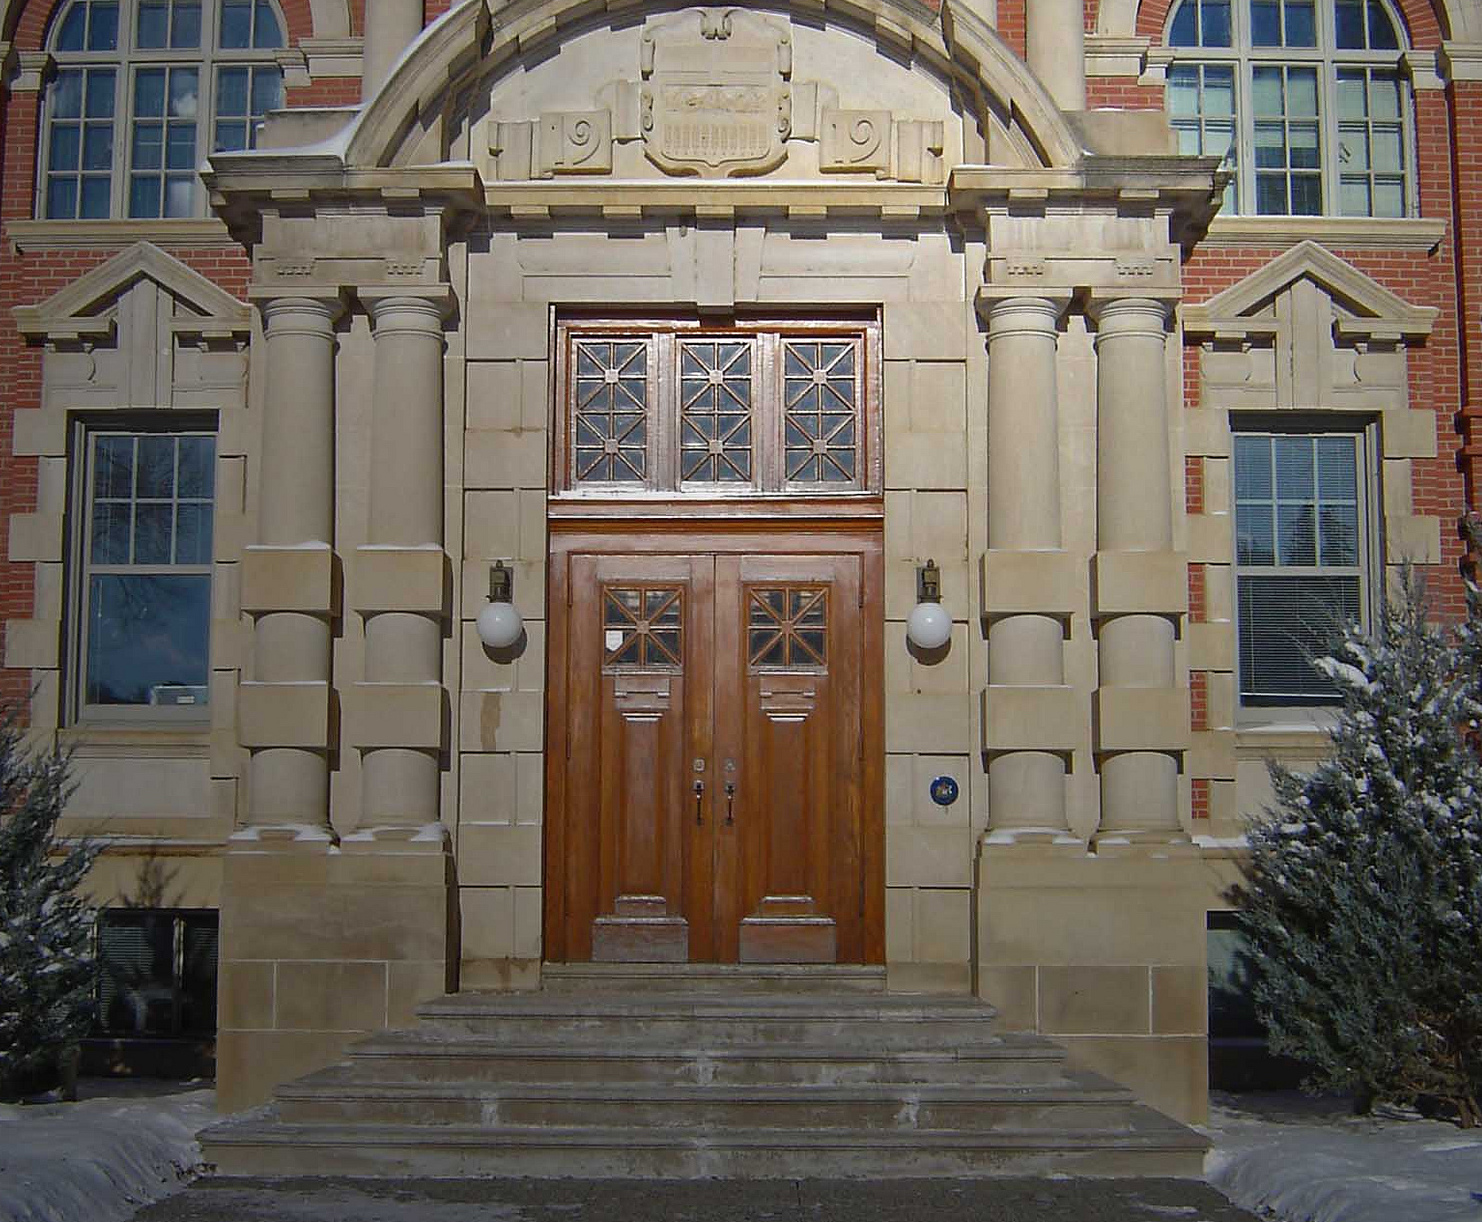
204 1118 1209 1179
414 990 998 1047
274 1078 1148 1133
339 1031 1072 1087
538 963 887 993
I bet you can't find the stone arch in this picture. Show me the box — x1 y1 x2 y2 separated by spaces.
341 0 1083 171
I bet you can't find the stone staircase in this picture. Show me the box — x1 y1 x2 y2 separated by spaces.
201 965 1208 1178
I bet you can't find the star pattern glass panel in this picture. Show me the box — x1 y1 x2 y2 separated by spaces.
679 339 754 484
783 341 859 484
603 585 683 668
747 586 828 670
573 340 649 484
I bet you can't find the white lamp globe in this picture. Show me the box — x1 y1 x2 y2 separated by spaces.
906 600 951 650
477 600 523 649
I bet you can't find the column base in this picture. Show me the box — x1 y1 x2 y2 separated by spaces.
981 828 1086 850
229 824 336 846
340 823 450 851
1093 830 1197 855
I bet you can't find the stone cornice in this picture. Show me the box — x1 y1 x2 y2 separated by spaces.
1202 214 1448 252
482 180 949 221
1440 41 1482 83
1084 33 1149 78
5 217 238 252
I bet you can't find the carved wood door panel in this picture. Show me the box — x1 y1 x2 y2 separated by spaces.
545 540 879 965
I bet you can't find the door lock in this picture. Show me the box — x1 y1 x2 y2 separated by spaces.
694 778 704 826
724 781 735 826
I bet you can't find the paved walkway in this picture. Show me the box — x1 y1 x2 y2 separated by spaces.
131 1175 1261 1221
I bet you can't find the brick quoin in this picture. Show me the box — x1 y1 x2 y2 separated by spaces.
1190 671 1210 732
1190 777 1211 821
1188 563 1207 623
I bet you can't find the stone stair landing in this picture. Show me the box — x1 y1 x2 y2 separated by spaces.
201 969 1208 1178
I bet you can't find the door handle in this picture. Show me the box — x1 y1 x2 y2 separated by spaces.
694 779 704 826
724 781 735 826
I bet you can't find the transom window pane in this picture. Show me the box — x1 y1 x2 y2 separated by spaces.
1235 432 1366 702
45 0 287 218
82 430 214 713
573 340 649 484
1164 0 1411 217
679 340 754 485
783 341 859 484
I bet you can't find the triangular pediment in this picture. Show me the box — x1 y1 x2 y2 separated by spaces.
1183 240 1437 341
14 241 250 340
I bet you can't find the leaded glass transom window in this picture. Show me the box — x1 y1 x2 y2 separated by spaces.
43 0 285 219
603 586 683 669
1165 0 1411 217
679 340 753 484
558 322 877 498
748 586 828 670
574 340 649 484
1234 431 1369 702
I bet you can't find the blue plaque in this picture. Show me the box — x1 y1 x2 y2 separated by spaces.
929 775 959 807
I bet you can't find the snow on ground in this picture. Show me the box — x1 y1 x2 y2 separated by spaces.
2 1082 1482 1222
1202 1091 1482 1222
0 1081 212 1222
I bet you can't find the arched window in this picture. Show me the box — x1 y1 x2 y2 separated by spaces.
42 0 285 219
1166 0 1412 217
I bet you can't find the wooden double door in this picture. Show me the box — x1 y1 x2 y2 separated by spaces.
545 531 883 964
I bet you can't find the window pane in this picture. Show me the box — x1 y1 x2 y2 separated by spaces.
1252 67 1284 116
134 503 173 563
88 1 118 49
1340 178 1371 215
166 122 195 169
175 504 213 564
1290 122 1320 167
80 176 111 217
132 124 163 171
172 0 201 47
1287 69 1318 117
47 178 79 219
1277 504 1316 564
136 0 167 48
1234 435 1272 498
177 436 214 497
1320 504 1359 565
94 434 134 497
1285 1 1315 46
1251 1 1281 44
1373 178 1404 216
1371 127 1402 172
168 67 198 118
83 124 112 170
86 68 116 118
1368 0 1399 49
96 913 175 1035
1239 575 1361 700
1204 0 1232 45
135 68 165 117
217 65 248 115
86 574 210 706
1273 435 1314 498
250 65 283 116
1291 173 1323 214
53 70 83 119
50 125 81 171
91 501 131 564
1237 503 1275 564
1170 0 1198 44
219 0 250 46
164 175 194 216
57 4 87 50
1335 0 1365 46
1336 72 1366 120
253 0 284 46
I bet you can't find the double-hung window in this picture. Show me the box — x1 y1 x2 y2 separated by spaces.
43 0 285 219
1233 428 1373 703
72 423 215 720
1166 0 1412 217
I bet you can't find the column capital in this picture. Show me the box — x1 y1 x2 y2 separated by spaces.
360 285 456 334
251 289 347 336
1086 293 1175 340
976 290 1072 333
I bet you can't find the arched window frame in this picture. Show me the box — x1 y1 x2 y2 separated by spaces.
40 0 287 220
1165 0 1416 218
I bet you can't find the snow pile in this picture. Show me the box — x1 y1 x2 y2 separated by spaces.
1204 1093 1482 1222
0 1084 213 1222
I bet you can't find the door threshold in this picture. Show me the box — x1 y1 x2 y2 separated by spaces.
540 963 886 994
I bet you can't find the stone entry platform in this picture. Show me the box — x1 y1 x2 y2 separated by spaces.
201 968 1207 1178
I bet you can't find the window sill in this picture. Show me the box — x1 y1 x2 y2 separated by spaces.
1234 718 1334 757
5 218 238 253
1202 215 1447 251
60 724 211 758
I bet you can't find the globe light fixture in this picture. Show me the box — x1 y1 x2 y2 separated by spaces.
476 560 523 649
905 558 951 650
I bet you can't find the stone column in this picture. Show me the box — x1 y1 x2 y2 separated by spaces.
348 290 452 841
361 0 423 100
1090 296 1188 842
1025 0 1086 111
980 295 1077 841
238 293 342 839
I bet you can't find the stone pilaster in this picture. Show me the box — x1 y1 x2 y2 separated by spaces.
1089 296 1189 844
237 292 343 841
979 295 1078 843
347 289 453 842
1025 0 1086 111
